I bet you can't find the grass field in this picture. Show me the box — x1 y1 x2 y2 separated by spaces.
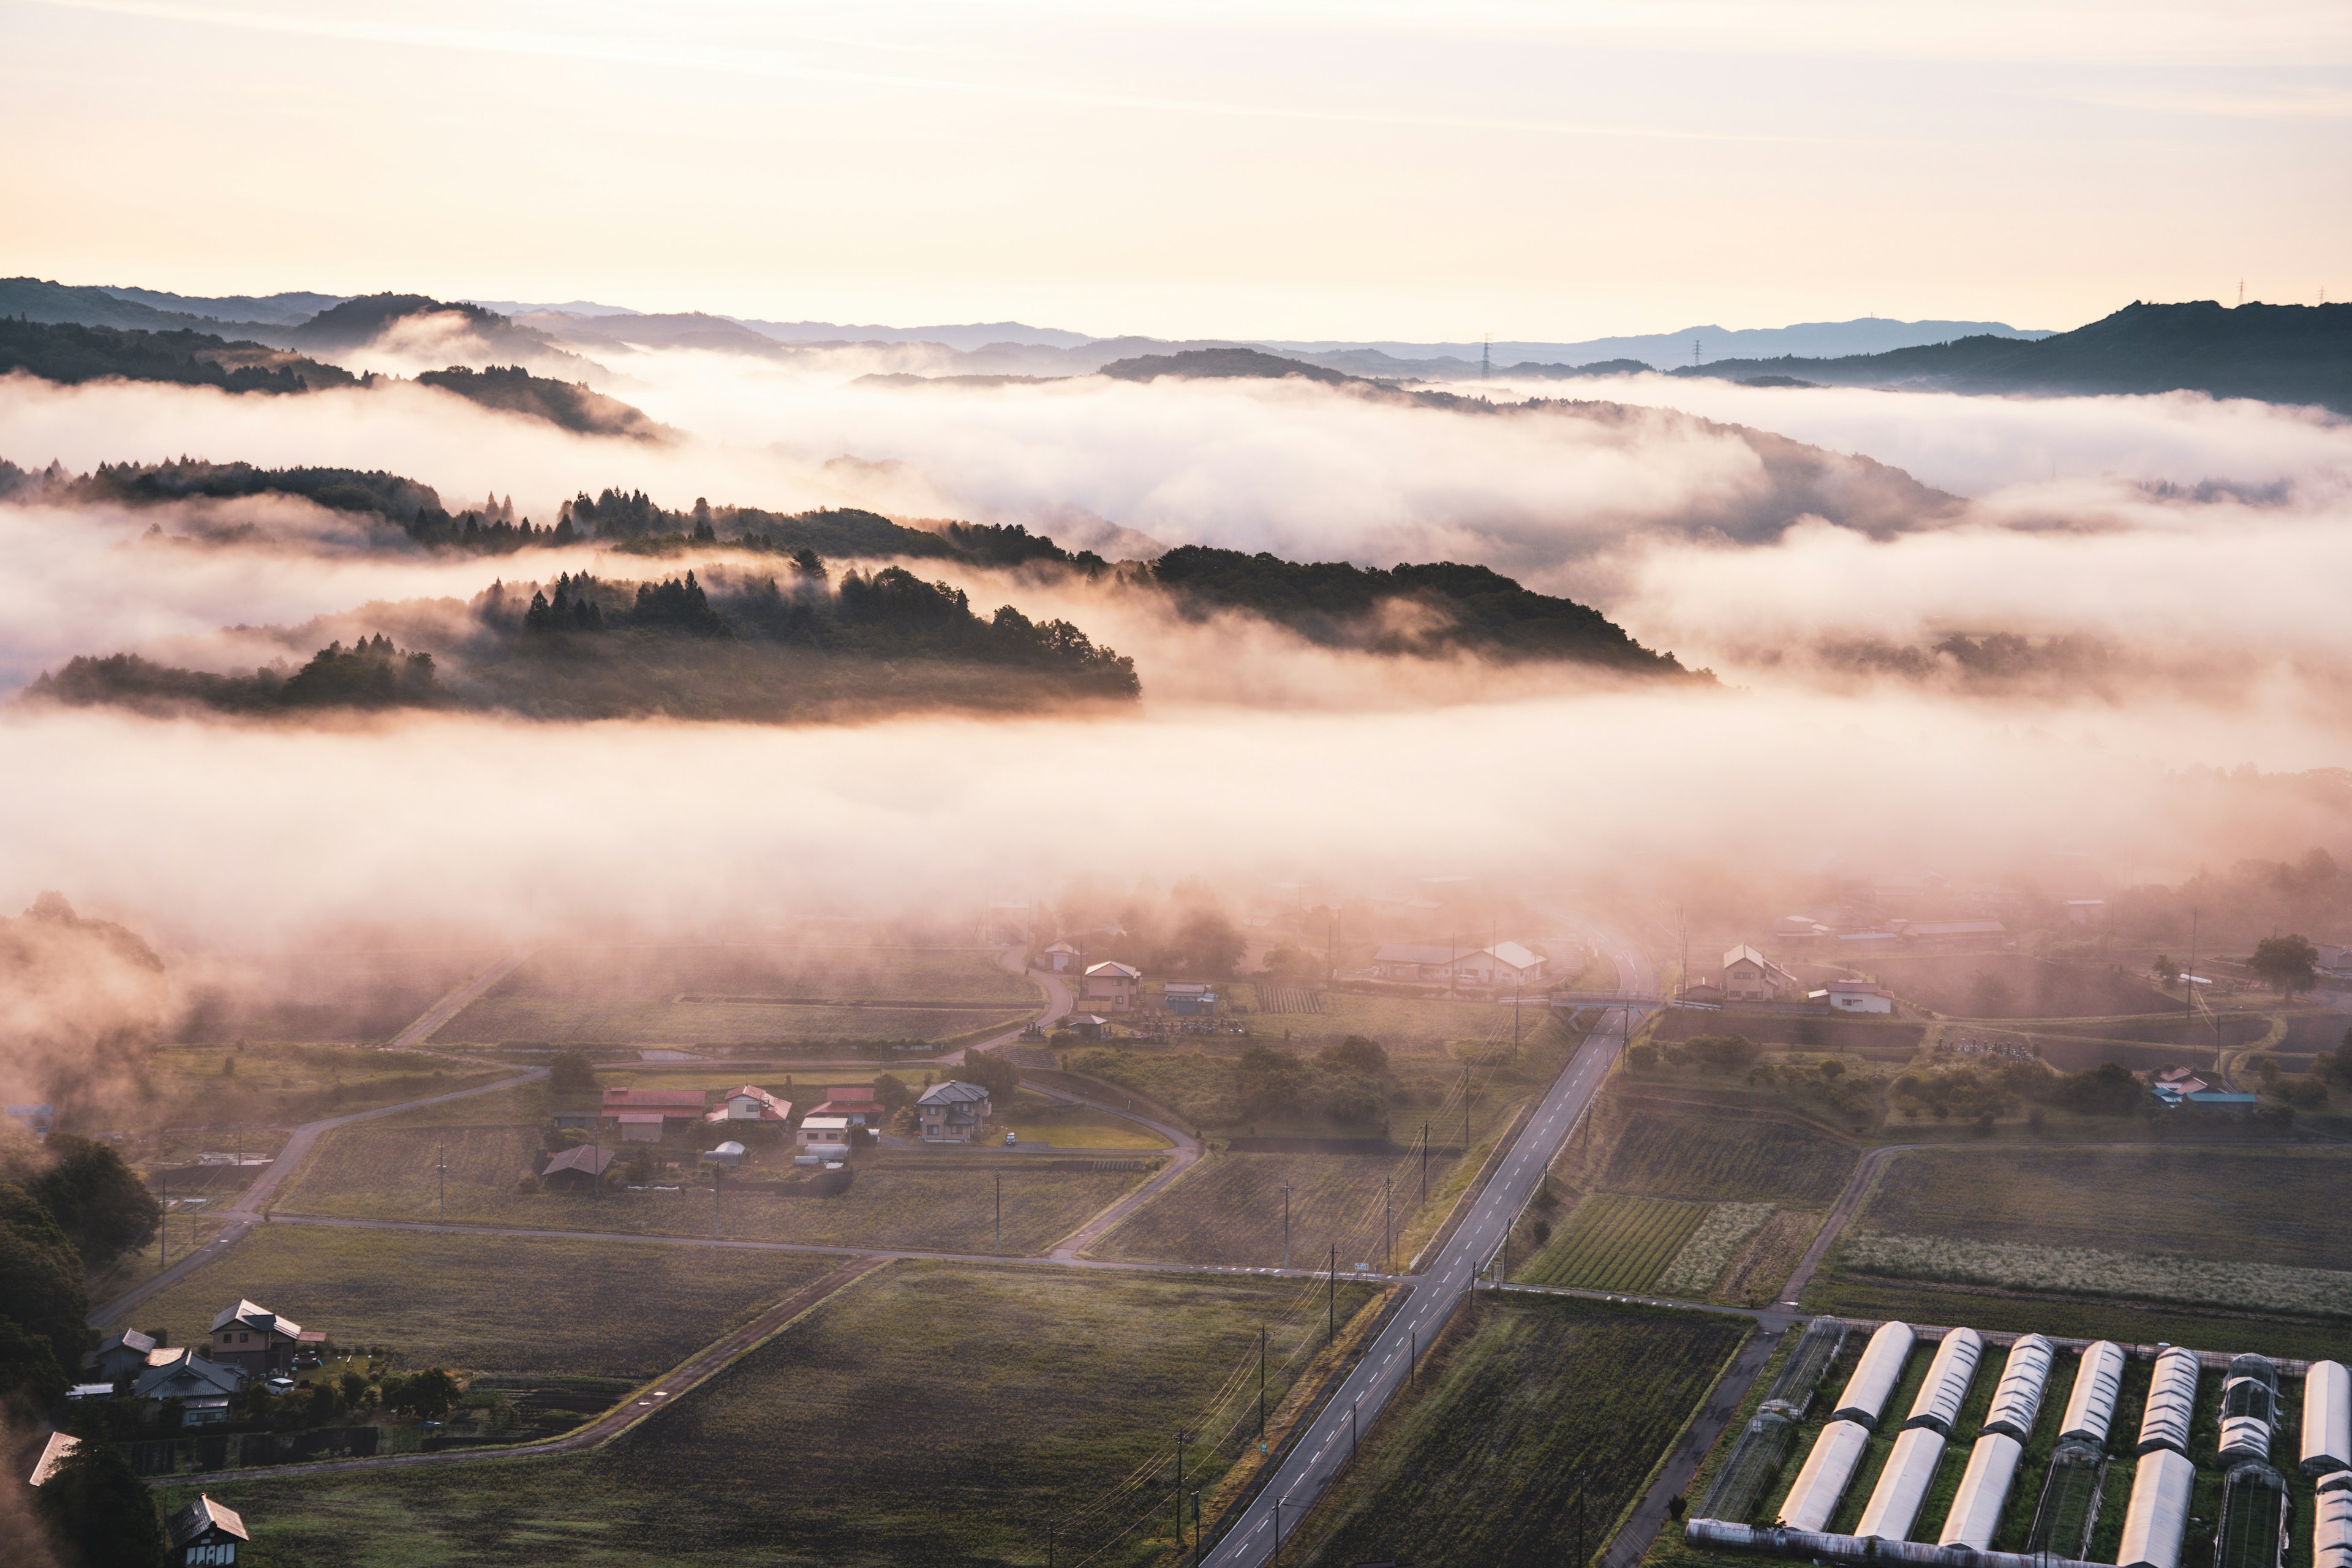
173 948 497 1044
439 944 1039 1047
1087 1147 1460 1269
280 1120 1150 1254
143 1043 513 1133
996 1091 1171 1150
1293 1294 1750 1568
1598 1107 1860 1205
105 1224 835 1379
170 1262 1378 1568
1853 1147 2352 1269
1521 1193 1710 1291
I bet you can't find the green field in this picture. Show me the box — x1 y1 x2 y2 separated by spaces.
440 944 1039 1047
1521 1193 1710 1291
104 1224 836 1379
995 1091 1172 1150
280 1120 1149 1254
143 1042 514 1134
1598 1106 1859 1204
172 1262 1378 1568
1294 1294 1750 1567
1087 1147 1460 1270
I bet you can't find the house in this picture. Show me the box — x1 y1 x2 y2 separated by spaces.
916 1080 993 1143
1721 945 1801 1003
2313 944 2352 984
796 1115 852 1155
1042 941 1081 973
26 1430 80 1487
599 1088 711 1132
813 1085 884 1126
1368 942 1547 988
134 1349 242 1423
703 1140 746 1169
1821 980 1896 1015
1163 982 1219 1017
209 1300 306 1378
168 1495 250 1566
1082 962 1142 1011
706 1085 793 1125
539 1144 616 1191
85 1328 159 1384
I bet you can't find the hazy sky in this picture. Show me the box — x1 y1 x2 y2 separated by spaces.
3 0 2346 338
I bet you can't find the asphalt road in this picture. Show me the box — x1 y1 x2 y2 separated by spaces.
1205 938 1656 1567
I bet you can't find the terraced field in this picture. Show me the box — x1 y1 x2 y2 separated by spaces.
1521 1193 1709 1291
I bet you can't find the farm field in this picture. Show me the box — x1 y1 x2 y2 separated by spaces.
1293 1294 1750 1568
1251 990 1553 1060
1802 1276 2352 1362
173 947 497 1044
995 1091 1171 1150
1597 1106 1859 1205
107 1224 835 1379
1087 1147 1461 1269
171 1262 1379 1568
1520 1193 1708 1292
143 1042 514 1131
278 1120 1151 1254
1853 1147 2352 1269
92 1210 231 1302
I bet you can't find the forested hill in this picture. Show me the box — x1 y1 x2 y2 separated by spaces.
1150 547 1690 674
1100 347 1354 385
1673 301 2352 412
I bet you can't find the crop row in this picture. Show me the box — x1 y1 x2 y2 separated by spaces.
1836 1232 2352 1319
1655 1202 1777 1296
1524 1193 1709 1292
1601 1110 1856 1205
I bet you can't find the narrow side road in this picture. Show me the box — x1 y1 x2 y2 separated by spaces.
388 950 531 1051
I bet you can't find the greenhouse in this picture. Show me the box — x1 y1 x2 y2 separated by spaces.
2060 1340 2128 1446
2221 1354 2280 1464
2212 1460 2288 1568
1938 1432 2022 1550
1833 1321 1917 1430
2116 1448 2198 1568
1777 1419 1873 1531
2136 1346 2202 1457
1701 1406 1801 1525
2026 1439 2111 1559
1856 1427 1947 1541
2305 1362 2352 1477
1904 1328 1984 1436
2316 1472 2352 1568
1980 1334 2055 1442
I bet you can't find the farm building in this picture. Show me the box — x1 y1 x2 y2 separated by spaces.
1894 919 2008 947
1831 1320 1915 1428
707 1085 792 1125
1902 1327 1982 1436
1082 962 1142 1011
540 1144 615 1190
1721 946 1802 1003
797 1115 852 1154
916 1080 993 1143
1818 979 1896 1014
813 1085 884 1125
1163 982 1219 1017
1939 1432 2024 1550
209 1299 311 1377
1368 941 1547 987
2220 1355 2281 1464
1776 1419 1871 1531
1980 1335 2055 1441
1071 1014 1110 1039
600 1087 711 1130
1854 1426 1945 1540
167 1495 250 1566
2137 1346 2201 1455
133 1349 241 1423
1042 941 1080 972
2062 1340 2129 1444
2316 1474 2352 1568
2305 1361 2351 1475
703 1140 746 1169
83 1328 159 1383
2117 1448 2198 1568
615 1112 666 1144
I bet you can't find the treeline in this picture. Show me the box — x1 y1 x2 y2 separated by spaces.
416 364 669 442
0 317 355 393
562 488 1110 572
28 636 447 715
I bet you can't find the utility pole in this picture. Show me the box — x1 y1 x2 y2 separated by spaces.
1384 1176 1392 1272
159 1169 167 1272
713 1162 722 1239
1193 1489 1202 1567
2186 910 2198 1029
1259 1324 1267 1446
1328 1244 1336 1343
1679 905 1687 1001
1173 1430 1186 1547
1463 1068 1472 1150
1420 1120 1429 1202
1281 1182 1292 1272
995 1172 1002 1256
437 1136 447 1224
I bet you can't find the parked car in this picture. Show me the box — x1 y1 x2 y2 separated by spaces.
1003 1131 1017 1145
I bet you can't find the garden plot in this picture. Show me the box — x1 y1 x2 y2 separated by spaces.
1599 1107 1858 1205
1521 1193 1709 1292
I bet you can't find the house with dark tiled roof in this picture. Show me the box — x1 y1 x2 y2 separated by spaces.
209 1300 305 1377
916 1080 993 1144
134 1349 243 1424
84 1328 159 1383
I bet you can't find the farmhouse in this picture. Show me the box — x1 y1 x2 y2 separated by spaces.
84 1328 159 1383
600 1087 710 1133
797 1114 853 1155
209 1300 310 1377
134 1349 243 1423
706 1085 792 1125
168 1495 250 1566
1370 941 1548 988
1820 980 1896 1014
1082 962 1142 1011
916 1080 993 1143
814 1085 884 1125
1721 945 1801 1003
540 1144 616 1190
1042 941 1080 972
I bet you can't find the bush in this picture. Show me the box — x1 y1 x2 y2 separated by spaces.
549 1049 598 1095
1624 1042 1660 1071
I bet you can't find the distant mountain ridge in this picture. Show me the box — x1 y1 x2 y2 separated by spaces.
1671 301 2352 412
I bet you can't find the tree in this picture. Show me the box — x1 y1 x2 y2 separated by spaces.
2150 954 2175 985
2335 1025 2352 1084
957 1050 1020 1104
2249 935 2320 998
873 1074 913 1114
1317 1036 1389 1077
34 1438 165 1568
0 1180 94 1370
549 1049 598 1096
32 1135 160 1266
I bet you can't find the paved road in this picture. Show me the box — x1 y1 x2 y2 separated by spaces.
1205 937 1656 1567
89 1070 545 1328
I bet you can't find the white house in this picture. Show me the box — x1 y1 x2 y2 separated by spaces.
1042 941 1081 973
796 1114 851 1152
1082 962 1142 1011
706 1085 792 1125
1822 979 1896 1014
1722 944 1801 1003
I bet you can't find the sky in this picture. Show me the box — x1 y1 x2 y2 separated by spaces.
3 0 2348 341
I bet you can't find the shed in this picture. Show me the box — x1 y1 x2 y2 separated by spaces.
1902 1327 1983 1436
797 1115 851 1148
2118 1449 2198 1568
1939 1433 2022 1549
1823 979 1897 1014
1072 1014 1110 1039
1776 1419 1872 1531
2305 1362 2352 1476
1832 1321 1915 1430
702 1140 745 1169
2138 1346 2201 1456
85 1328 159 1383
539 1144 615 1191
2063 1341 2129 1445
1855 1426 1945 1540
1981 1334 2056 1441
616 1112 666 1144
1043 941 1080 972
168 1494 250 1566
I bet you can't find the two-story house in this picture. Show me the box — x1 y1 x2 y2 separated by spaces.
1081 962 1141 1011
915 1080 993 1143
208 1300 306 1378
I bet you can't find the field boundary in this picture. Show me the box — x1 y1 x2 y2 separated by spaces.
1596 1314 1763 1568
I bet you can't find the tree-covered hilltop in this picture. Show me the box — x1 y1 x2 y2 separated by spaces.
28 635 447 715
417 364 671 441
0 317 355 393
1148 546 1688 673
